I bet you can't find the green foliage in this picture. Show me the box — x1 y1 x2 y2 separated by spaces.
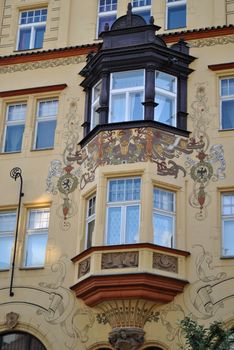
180 317 232 350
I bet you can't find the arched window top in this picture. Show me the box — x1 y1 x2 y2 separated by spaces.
0 331 46 350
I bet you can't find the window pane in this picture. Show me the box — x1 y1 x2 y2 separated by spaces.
129 91 144 120
0 236 14 269
87 220 95 249
221 100 234 129
34 25 46 48
28 209 50 230
153 213 173 247
155 93 176 126
223 220 234 256
25 233 48 266
221 79 229 96
4 125 24 152
107 207 121 244
112 70 144 89
156 72 176 93
0 212 16 232
36 120 56 149
125 205 139 243
8 104 26 121
154 189 174 211
110 93 125 122
18 28 31 50
38 100 58 117
94 81 102 101
168 4 186 29
98 14 116 34
133 9 151 23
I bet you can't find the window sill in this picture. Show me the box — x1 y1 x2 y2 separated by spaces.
165 26 187 31
0 268 10 272
0 151 21 155
30 147 54 152
218 128 234 132
13 47 43 53
19 266 45 270
220 256 234 259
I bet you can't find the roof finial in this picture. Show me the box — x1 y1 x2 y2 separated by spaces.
127 2 133 27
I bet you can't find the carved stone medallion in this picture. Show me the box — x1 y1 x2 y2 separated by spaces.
153 253 178 273
109 327 145 350
78 257 91 278
6 312 19 329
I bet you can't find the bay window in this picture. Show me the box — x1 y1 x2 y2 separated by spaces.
155 71 177 127
109 70 144 123
106 178 141 245
86 195 96 249
220 77 234 130
3 103 26 153
24 208 50 267
153 188 175 248
17 8 47 50
0 211 16 270
221 193 234 257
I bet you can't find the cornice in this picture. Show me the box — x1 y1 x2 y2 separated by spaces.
0 84 67 97
208 62 234 71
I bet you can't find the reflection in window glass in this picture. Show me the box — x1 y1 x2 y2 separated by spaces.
167 0 186 29
222 194 234 256
0 211 16 269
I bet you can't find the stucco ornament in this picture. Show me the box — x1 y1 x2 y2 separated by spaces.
5 312 19 329
186 84 226 220
109 327 145 350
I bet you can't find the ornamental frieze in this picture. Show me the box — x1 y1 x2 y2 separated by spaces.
153 253 178 273
101 252 139 269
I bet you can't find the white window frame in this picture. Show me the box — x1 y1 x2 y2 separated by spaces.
109 69 145 123
132 0 151 22
91 80 102 130
23 208 50 268
153 188 176 248
16 8 47 50
33 98 58 150
86 195 96 249
155 71 177 127
105 177 141 245
221 193 234 257
0 210 16 270
2 103 26 153
97 0 117 37
166 0 186 30
220 77 234 130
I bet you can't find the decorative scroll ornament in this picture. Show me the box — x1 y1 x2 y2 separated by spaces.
186 84 226 220
6 312 19 329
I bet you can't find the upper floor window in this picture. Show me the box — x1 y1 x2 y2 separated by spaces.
91 81 102 129
221 193 234 257
0 211 16 270
132 0 151 23
166 0 186 30
155 71 177 126
17 8 47 50
106 178 141 245
153 188 175 247
97 0 117 36
3 103 26 153
220 77 234 130
24 208 50 267
86 195 96 249
34 99 58 150
109 70 144 123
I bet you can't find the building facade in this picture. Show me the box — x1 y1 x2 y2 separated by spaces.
0 0 234 349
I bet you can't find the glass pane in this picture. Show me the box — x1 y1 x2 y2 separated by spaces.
92 107 100 128
168 4 186 29
94 81 102 101
8 104 26 121
38 100 58 117
222 195 234 215
153 213 173 247
0 236 14 269
18 27 31 50
88 197 96 216
230 78 234 95
154 189 174 212
87 220 95 248
156 72 176 93
109 180 117 202
34 25 46 48
125 205 139 243
223 220 234 256
221 79 229 96
110 93 125 122
25 233 48 266
28 209 50 230
155 93 176 126
133 9 151 23
4 125 24 152
129 91 144 121
133 178 141 200
98 14 116 34
222 100 234 129
112 70 144 89
107 207 121 244
132 0 151 6
117 180 125 201
35 120 56 149
0 333 46 349
0 212 16 232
